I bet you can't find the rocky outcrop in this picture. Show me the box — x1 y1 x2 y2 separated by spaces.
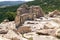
15 4 45 28
48 10 60 17
29 6 44 17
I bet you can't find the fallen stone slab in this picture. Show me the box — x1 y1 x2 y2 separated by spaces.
33 35 59 40
36 29 56 36
44 21 59 29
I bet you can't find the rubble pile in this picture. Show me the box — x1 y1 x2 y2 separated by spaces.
0 4 60 40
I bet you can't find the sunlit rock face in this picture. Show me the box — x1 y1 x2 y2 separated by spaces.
23 19 60 32
33 35 59 40
3 30 22 40
15 4 45 28
0 21 16 30
48 10 60 17
55 29 60 37
0 36 11 40
29 6 44 17
17 26 31 34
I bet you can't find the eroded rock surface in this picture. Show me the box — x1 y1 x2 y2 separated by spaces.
15 4 45 28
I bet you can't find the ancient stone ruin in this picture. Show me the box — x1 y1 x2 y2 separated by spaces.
15 4 45 28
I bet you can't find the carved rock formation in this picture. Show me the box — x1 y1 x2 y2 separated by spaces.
15 4 45 28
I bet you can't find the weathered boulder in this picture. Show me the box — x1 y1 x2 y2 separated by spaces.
15 15 22 28
0 21 16 30
17 4 29 14
0 30 8 34
55 29 60 37
0 36 11 40
44 21 59 29
52 18 60 24
33 35 58 40
15 4 28 28
3 30 22 40
11 37 20 40
36 29 49 35
23 32 37 38
15 4 45 28
2 19 9 24
29 6 44 17
0 24 8 34
32 23 45 31
36 29 56 36
17 26 31 34
48 10 60 17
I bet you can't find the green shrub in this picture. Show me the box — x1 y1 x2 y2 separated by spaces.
6 11 16 21
0 12 16 23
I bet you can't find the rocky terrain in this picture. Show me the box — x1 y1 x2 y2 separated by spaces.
0 4 60 40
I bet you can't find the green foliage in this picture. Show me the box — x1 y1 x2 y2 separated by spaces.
26 0 60 12
6 12 16 21
0 12 16 23
0 12 6 23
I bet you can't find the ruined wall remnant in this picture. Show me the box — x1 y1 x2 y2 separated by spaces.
15 4 45 28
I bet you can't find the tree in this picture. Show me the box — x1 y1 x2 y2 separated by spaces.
6 11 16 21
